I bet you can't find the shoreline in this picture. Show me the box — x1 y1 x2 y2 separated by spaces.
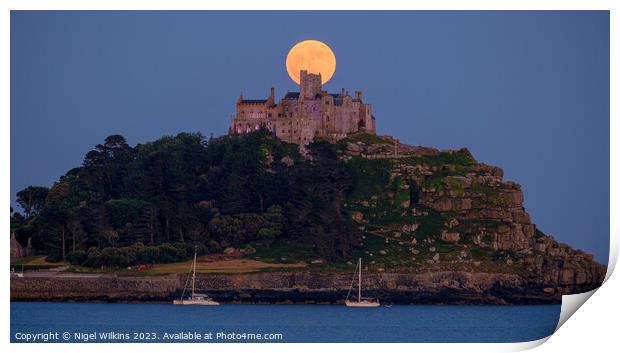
9 269 596 305
10 299 563 305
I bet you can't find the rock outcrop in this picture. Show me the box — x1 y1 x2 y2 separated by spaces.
338 133 606 295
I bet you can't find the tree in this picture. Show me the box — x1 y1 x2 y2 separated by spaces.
16 186 49 218
37 177 83 260
20 130 365 264
82 135 134 198
67 217 85 253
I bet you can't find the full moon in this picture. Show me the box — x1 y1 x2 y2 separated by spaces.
286 40 336 85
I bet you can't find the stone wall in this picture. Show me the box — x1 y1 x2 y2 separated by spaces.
11 275 180 302
11 270 575 304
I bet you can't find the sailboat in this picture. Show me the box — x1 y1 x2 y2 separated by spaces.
173 247 220 306
345 257 380 307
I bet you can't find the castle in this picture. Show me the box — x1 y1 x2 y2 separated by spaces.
229 70 376 145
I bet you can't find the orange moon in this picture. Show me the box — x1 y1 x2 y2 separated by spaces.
286 40 336 85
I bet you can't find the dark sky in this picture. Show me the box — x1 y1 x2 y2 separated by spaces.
10 11 609 262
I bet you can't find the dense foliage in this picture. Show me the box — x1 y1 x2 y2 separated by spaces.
11 130 362 266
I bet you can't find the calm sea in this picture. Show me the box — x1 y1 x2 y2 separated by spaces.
10 302 560 343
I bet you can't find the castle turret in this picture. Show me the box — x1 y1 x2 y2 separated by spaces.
267 87 275 106
300 70 322 100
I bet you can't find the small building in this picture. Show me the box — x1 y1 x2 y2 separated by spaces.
10 232 32 260
10 232 24 259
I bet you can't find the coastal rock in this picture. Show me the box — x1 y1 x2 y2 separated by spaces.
441 231 460 243
402 223 419 233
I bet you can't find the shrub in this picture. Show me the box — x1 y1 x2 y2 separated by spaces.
206 240 221 253
135 244 160 263
157 243 188 263
66 250 88 265
83 247 103 267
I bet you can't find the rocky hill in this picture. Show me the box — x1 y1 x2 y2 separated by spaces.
322 132 605 296
11 130 606 303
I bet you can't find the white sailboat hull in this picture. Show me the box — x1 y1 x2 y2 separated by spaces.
173 299 220 306
345 300 380 308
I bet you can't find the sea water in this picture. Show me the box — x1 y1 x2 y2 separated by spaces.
10 302 560 343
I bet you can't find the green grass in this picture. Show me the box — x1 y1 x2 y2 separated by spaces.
411 205 446 239
418 166 475 192
10 256 42 265
341 132 385 145
249 238 315 263
392 178 411 205
401 151 476 168
345 157 392 200
446 177 466 197
10 256 65 271
11 264 59 271
468 179 507 208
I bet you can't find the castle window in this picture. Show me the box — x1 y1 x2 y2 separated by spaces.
278 114 281 117
268 113 272 117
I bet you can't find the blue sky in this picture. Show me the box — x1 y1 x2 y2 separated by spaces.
10 11 609 262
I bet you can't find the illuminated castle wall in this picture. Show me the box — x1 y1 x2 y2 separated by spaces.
229 70 376 145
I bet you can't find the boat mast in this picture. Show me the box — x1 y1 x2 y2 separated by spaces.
191 246 197 297
358 257 362 302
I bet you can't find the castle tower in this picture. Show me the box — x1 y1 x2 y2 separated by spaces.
300 70 322 100
267 87 275 106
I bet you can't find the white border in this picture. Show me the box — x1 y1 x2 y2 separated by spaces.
3 1 617 352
